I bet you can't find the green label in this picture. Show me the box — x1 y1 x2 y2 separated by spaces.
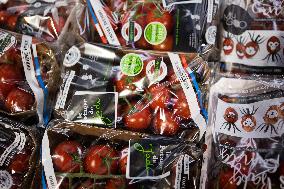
144 22 167 45
120 53 143 76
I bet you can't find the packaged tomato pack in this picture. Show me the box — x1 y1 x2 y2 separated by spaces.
0 0 77 42
0 116 39 189
41 119 202 189
219 0 284 73
54 43 209 139
0 29 60 124
71 0 218 54
200 72 284 189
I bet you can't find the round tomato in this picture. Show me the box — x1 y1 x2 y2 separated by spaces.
52 141 83 173
0 64 24 83
124 102 152 131
148 85 171 110
9 152 30 174
219 169 237 189
153 110 179 136
146 10 173 33
75 179 93 189
7 15 18 31
115 75 142 93
135 37 152 50
0 11 9 25
105 178 126 189
119 148 128 174
5 88 34 113
152 35 173 51
84 145 118 175
173 90 191 119
0 82 16 102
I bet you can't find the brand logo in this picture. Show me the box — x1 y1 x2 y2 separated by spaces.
251 0 284 17
133 143 154 176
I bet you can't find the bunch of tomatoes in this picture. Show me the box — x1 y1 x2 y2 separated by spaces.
52 140 130 189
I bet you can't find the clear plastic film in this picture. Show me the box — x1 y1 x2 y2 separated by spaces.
42 119 202 189
54 43 210 140
200 70 284 189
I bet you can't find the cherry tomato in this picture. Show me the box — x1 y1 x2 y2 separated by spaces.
5 88 34 113
0 11 9 25
0 82 16 102
7 15 18 31
124 102 152 131
152 35 173 51
52 141 83 173
119 148 128 174
84 145 118 175
75 179 94 189
135 37 152 50
105 178 126 189
153 110 179 136
173 90 191 119
219 169 237 189
0 64 24 83
115 74 142 93
9 152 30 174
146 10 173 33
47 16 66 37
148 85 171 109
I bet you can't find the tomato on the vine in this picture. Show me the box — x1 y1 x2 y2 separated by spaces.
84 145 118 175
146 10 173 33
152 35 173 51
153 110 179 136
5 88 35 113
0 64 24 83
173 90 191 119
75 179 94 189
124 102 152 131
105 178 126 189
219 169 237 189
148 85 171 110
0 11 9 25
52 141 83 173
9 152 30 174
7 15 18 31
115 74 142 93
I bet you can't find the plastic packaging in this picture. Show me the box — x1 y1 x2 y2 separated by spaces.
0 116 39 189
42 119 202 189
54 43 209 139
72 0 218 54
0 0 77 42
218 0 284 73
200 71 284 189
0 29 60 124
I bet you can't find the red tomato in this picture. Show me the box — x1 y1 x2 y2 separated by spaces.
52 141 83 173
105 178 126 189
124 102 152 131
5 88 34 113
135 37 152 50
173 90 191 119
219 169 237 189
0 82 16 102
146 10 173 33
148 85 171 109
75 179 94 189
119 148 128 174
7 15 18 31
84 145 118 175
152 35 173 51
9 152 30 174
0 11 9 25
0 64 24 83
153 110 179 136
115 74 142 93
47 16 66 36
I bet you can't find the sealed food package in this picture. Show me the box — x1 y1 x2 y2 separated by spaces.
54 43 209 138
0 29 60 124
200 73 284 189
0 0 77 42
72 0 218 53
0 116 39 189
219 0 284 73
42 119 202 189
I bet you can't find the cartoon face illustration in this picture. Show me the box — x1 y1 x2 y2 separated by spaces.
263 105 279 125
241 116 256 132
224 107 238 123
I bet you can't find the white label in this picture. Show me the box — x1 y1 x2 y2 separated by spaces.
162 0 202 8
214 97 284 138
42 130 58 189
89 0 120 46
221 30 284 67
0 171 13 189
205 26 217 45
121 22 143 42
146 59 168 86
174 155 184 189
0 32 16 57
207 0 214 23
21 35 45 125
63 46 81 67
168 53 206 139
55 70 76 109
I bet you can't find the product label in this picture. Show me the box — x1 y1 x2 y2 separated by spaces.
205 26 217 45
146 58 168 85
0 32 16 58
162 0 202 7
121 21 142 43
65 91 118 127
120 53 143 76
0 170 13 189
174 154 193 189
144 22 167 45
214 92 284 138
63 46 81 67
